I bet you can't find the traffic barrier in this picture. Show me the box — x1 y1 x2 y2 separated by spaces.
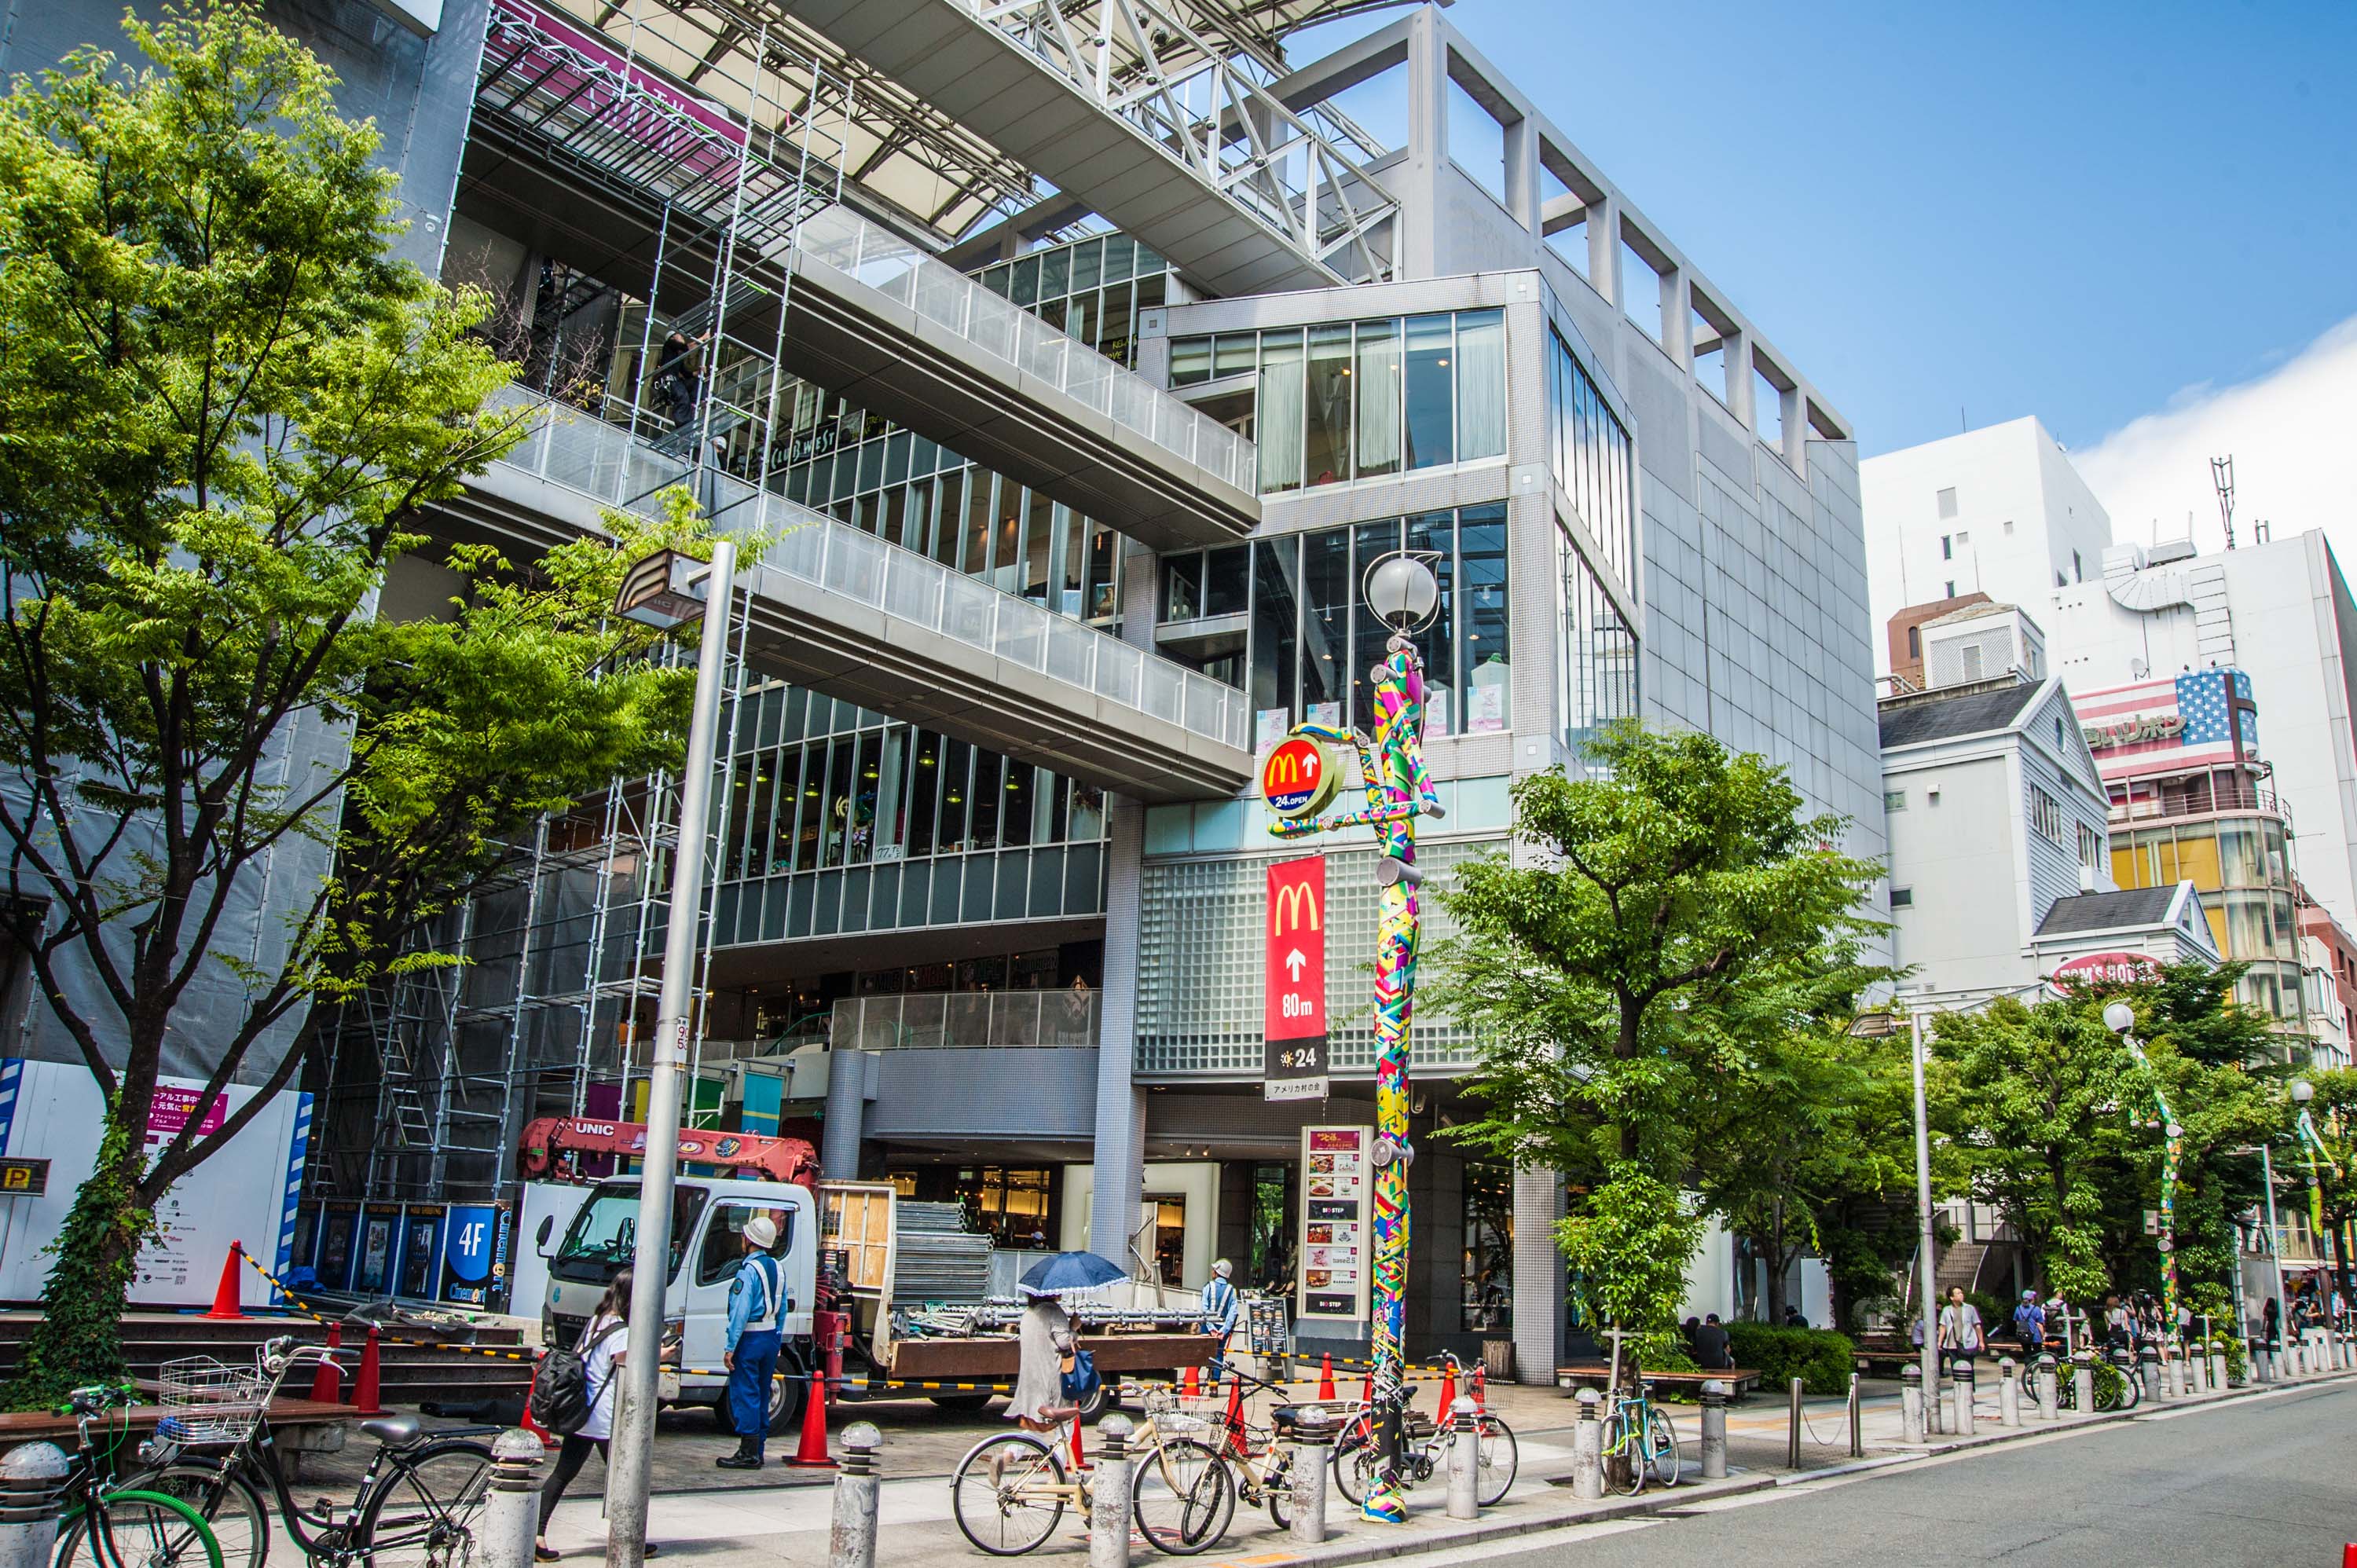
352 1325 385 1416
204 1241 247 1321
309 1322 343 1404
1182 1365 1199 1398
786 1368 836 1468
1317 1354 1335 1400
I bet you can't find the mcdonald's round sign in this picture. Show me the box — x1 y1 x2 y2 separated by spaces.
1262 736 1339 818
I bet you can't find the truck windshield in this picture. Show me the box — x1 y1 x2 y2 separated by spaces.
552 1184 709 1284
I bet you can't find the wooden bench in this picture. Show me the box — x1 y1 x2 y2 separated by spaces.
1553 1365 1761 1399
0 1397 352 1445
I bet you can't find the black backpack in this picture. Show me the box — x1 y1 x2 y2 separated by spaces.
530 1321 625 1436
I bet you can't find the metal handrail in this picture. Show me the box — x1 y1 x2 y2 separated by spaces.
2109 783 2291 830
486 387 1250 753
787 203 1254 493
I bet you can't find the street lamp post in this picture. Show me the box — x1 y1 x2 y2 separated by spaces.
604 540 738 1568
1269 551 1441 1526
1908 1008 1941 1404
2103 1002 2181 1332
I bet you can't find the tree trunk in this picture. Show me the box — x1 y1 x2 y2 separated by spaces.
1763 1198 1790 1323
2 1112 152 1407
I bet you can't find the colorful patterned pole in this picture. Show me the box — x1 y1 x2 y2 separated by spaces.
2117 1030 2183 1328
1272 638 1437 1525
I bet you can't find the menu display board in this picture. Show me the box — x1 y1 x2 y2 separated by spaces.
1296 1125 1373 1324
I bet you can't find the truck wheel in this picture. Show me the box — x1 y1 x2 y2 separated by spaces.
929 1392 996 1414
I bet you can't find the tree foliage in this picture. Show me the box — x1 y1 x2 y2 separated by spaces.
0 5 713 1402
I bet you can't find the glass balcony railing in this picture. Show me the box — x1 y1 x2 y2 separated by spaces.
486 387 1252 753
788 203 1255 495
834 990 1102 1050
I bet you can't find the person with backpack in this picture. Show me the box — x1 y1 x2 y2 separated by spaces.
531 1270 654 1562
717 1213 789 1470
1199 1258 1240 1384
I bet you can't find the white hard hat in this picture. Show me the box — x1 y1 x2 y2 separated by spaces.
1212 1258 1233 1278
744 1214 778 1250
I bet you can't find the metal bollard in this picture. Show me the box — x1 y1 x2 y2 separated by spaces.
2071 1351 2094 1416
1847 1372 1863 1457
0 1441 69 1568
1700 1380 1728 1478
1787 1377 1804 1467
2139 1343 2161 1403
480 1429 543 1568
1997 1358 2021 1427
2186 1346 2206 1397
1090 1415 1134 1568
1571 1389 1604 1500
1287 1414 1332 1545
2209 1341 2227 1390
1951 1360 1974 1437
1900 1364 1925 1444
828 1423 882 1568
2034 1354 2058 1421
1446 1396 1479 1521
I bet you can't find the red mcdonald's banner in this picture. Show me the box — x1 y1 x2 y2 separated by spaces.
1265 856 1329 1099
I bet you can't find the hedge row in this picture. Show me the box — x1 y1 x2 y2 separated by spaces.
1722 1323 1857 1396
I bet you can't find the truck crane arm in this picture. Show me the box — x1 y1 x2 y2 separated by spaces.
518 1115 819 1190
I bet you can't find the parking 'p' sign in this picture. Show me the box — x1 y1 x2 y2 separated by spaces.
1262 735 1339 818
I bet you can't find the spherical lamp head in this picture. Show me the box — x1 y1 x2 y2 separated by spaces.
1362 551 1441 635
2102 1001 2135 1035
2291 1078 2315 1105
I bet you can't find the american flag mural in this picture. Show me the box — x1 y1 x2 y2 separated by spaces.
2077 668 2258 780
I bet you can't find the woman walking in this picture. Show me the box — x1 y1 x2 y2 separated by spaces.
536 1270 659 1562
1010 1287 1076 1431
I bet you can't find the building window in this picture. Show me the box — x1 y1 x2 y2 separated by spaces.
1941 534 1953 560
1956 530 1970 546
2072 549 2083 583
1945 581 1956 599
1906 625 1921 658
2032 786 2064 844
1461 1163 1512 1332
1546 328 1637 588
2054 716 2066 747
1891 887 1914 908
2003 520 2015 536
2078 822 2104 871
1884 789 1907 812
1937 487 1958 518
1560 529 1637 748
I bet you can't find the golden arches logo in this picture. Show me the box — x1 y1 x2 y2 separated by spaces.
1272 880 1322 936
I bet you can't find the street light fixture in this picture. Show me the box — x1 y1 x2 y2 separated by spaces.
2105 1002 2183 1332
605 539 738 1568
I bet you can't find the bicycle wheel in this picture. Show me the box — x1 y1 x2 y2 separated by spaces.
1475 1415 1519 1505
1597 1411 1645 1497
1263 1451 1292 1530
353 1440 492 1568
126 1464 270 1568
1644 1405 1681 1487
952 1433 1065 1556
74 1489 225 1568
1330 1434 1380 1509
1131 1437 1233 1555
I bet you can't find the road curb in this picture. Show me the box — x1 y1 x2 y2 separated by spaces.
1191 1472 1780 1568
1879 1367 2357 1456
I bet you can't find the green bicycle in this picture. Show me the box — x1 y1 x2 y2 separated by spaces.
52 1382 225 1568
1598 1383 1681 1496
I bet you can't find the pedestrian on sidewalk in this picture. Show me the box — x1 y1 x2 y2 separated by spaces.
2012 1290 2045 1355
535 1270 660 1562
1200 1258 1241 1384
717 1214 789 1470
1938 1287 1985 1370
2264 1294 2282 1351
1010 1288 1076 1432
1693 1313 1733 1371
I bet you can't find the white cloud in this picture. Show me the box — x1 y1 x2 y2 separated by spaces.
2075 313 2357 562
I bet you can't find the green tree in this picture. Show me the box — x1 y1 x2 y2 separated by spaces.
0 5 707 1402
2288 1068 2357 1309
1433 723 1884 1365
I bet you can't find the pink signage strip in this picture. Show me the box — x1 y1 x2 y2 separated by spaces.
504 0 751 150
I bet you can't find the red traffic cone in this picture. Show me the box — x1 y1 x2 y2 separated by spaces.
1318 1354 1336 1401
1223 1372 1244 1445
1182 1365 1200 1398
203 1242 247 1321
1436 1362 1457 1415
2343 1546 2356 1568
785 1372 834 1468
351 1326 385 1416
1069 1412 1089 1472
308 1324 343 1404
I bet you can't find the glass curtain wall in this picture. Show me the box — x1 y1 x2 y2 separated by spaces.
1174 309 1508 496
1546 327 1637 590
1560 532 1638 746
2110 804 2303 1024
1164 505 1507 746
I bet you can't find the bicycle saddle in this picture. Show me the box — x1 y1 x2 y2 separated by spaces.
361 1414 421 1446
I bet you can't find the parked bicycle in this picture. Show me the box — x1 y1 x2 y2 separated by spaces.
120 1335 495 1568
53 1380 224 1568
1597 1382 1679 1495
2052 1351 2141 1412
1328 1354 1517 1511
949 1383 1229 1556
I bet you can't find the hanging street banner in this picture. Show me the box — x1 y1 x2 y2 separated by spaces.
1264 855 1329 1101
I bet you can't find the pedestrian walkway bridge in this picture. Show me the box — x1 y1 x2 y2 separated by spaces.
438 388 1253 803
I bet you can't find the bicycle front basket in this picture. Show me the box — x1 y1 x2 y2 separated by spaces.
158 1356 270 1444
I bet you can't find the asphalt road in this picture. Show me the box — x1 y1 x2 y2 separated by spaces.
1461 1380 2357 1566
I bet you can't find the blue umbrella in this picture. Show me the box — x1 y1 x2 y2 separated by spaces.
1017 1250 1125 1296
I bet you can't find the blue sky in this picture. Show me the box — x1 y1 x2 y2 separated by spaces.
1290 0 2357 460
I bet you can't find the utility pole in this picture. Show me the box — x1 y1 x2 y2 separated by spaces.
1910 1007 1941 1401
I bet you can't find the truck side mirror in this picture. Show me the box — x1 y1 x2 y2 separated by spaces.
536 1215 555 1256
